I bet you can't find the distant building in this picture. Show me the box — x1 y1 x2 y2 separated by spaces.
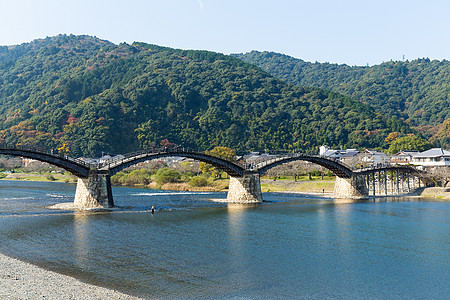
79 157 98 164
319 145 359 162
99 155 113 164
391 150 419 165
319 145 331 156
411 148 450 167
338 150 360 165
22 158 39 168
79 154 125 165
22 158 55 169
240 152 275 164
362 149 390 165
161 156 185 165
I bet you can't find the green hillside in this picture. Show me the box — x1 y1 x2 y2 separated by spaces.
234 51 450 147
0 35 413 157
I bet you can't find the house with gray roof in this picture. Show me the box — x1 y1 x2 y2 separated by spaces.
391 150 419 165
411 148 450 166
319 145 359 161
361 149 390 165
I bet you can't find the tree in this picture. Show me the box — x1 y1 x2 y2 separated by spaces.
434 119 450 149
160 139 175 149
199 146 236 178
387 135 433 154
431 167 450 187
189 176 209 187
385 132 399 144
58 143 70 155
421 167 450 187
0 35 420 157
154 168 181 184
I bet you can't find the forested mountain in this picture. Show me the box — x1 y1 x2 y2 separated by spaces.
0 35 413 157
234 51 450 148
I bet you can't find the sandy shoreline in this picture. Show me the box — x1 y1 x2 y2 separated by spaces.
0 253 142 300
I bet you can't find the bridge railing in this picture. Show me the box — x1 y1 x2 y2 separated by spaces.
96 148 246 169
246 153 313 170
0 143 90 168
246 152 352 170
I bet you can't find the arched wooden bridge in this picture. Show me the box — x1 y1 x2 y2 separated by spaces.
0 147 356 178
0 146 422 209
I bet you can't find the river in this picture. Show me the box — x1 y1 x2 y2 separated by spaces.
0 180 448 299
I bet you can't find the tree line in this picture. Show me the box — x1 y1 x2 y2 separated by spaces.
234 51 450 149
0 35 414 157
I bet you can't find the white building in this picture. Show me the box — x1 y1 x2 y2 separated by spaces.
411 148 450 167
22 158 39 167
319 145 331 156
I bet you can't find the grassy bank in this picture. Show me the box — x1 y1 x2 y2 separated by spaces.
260 175 335 193
0 170 228 191
417 187 450 200
0 172 76 183
0 171 335 193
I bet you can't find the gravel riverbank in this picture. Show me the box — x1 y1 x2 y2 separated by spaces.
0 253 141 299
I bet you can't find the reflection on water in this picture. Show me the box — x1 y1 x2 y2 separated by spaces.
0 181 448 299
227 203 248 235
226 203 253 290
73 212 91 270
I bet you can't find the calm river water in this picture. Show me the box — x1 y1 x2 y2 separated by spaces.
0 180 448 299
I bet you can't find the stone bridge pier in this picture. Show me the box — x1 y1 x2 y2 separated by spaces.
333 174 368 199
226 172 371 203
227 172 263 203
74 170 114 209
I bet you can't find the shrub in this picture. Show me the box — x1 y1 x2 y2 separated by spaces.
46 174 56 181
189 176 208 187
155 168 181 185
126 169 151 185
111 169 152 185
111 172 125 185
311 170 322 177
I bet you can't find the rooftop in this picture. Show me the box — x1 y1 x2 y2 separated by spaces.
413 148 450 158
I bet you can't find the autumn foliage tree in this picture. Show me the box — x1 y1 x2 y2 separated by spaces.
57 143 70 155
160 139 176 149
384 132 399 144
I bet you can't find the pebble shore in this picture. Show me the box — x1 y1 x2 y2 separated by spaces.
0 253 142 299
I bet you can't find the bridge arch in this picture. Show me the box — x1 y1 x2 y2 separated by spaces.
101 150 246 177
254 154 353 178
0 148 90 178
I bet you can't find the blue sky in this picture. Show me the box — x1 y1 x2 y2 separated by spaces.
1 0 449 65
